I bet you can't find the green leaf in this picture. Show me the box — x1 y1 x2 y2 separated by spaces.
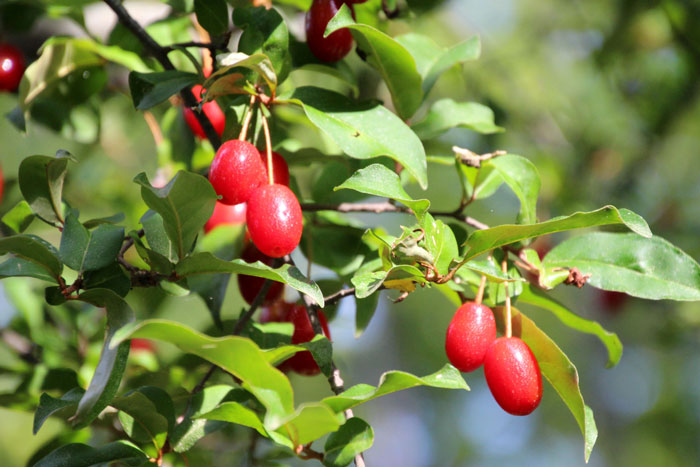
485 154 540 225
82 212 125 229
1 200 35 233
335 164 430 220
0 235 62 282
134 171 217 260
128 70 198 110
111 319 296 428
322 364 468 413
71 289 134 428
351 264 425 299
326 4 422 119
233 6 291 84
33 387 85 435
412 99 502 140
112 390 170 450
355 293 380 338
274 403 342 446
421 213 458 275
197 401 267 435
18 152 75 225
82 262 131 297
463 206 652 261
324 417 374 467
208 52 277 95
194 0 228 37
139 211 178 265
519 284 622 367
33 440 148 467
59 212 124 273
394 33 443 78
279 86 428 189
176 252 324 306
492 306 597 462
262 335 333 378
300 224 370 277
544 232 700 301
462 258 519 283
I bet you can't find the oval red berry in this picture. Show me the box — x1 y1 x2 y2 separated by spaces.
246 183 303 258
445 302 497 372
305 0 354 62
209 140 267 205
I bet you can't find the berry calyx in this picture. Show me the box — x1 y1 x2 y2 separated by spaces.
286 304 331 375
259 150 290 187
183 85 225 139
0 44 24 92
209 139 267 205
305 0 354 62
237 243 285 305
246 184 303 258
445 302 497 372
483 336 543 416
204 201 247 233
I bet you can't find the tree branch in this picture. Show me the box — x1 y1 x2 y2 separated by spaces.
102 0 221 149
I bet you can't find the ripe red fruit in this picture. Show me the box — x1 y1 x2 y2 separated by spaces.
305 0 354 62
183 85 225 139
204 201 247 233
286 304 331 375
246 184 303 258
259 150 290 187
209 140 267 205
445 302 497 372
0 44 24 92
237 243 284 305
130 338 155 353
484 337 543 416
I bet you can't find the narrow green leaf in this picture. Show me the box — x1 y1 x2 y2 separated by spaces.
176 252 324 306
492 306 597 462
1 200 35 233
0 235 62 281
0 257 56 283
545 232 700 301
412 99 502 140
324 417 374 467
326 4 423 119
134 171 217 260
33 388 85 435
464 206 652 261
519 284 622 367
194 0 228 37
322 364 468 413
485 154 540 225
279 86 428 189
33 441 148 467
335 164 430 220
128 70 197 110
18 152 75 225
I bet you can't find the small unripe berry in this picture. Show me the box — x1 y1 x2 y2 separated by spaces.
183 85 225 139
305 0 354 62
237 243 285 305
483 337 543 416
246 184 303 258
209 140 267 205
445 302 497 372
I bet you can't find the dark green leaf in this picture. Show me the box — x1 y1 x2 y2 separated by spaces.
128 70 198 110
355 293 379 338
33 388 85 435
463 206 652 261
0 235 62 282
279 86 428 189
134 171 217 260
33 441 148 467
324 417 374 467
485 154 540 225
139 212 178 266
194 0 228 37
544 232 700 301
82 212 125 229
0 257 57 283
1 201 35 233
112 391 170 449
233 6 291 83
82 262 131 297
18 152 75 225
412 99 502 140
326 4 423 119
300 224 369 277
59 211 124 272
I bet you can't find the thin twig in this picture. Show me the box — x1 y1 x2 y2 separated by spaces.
261 112 274 185
239 95 257 141
453 146 507 168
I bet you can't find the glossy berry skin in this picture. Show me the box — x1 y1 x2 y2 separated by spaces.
286 304 331 375
445 302 497 372
237 243 284 305
259 150 290 187
484 337 543 416
305 0 354 62
246 184 303 258
0 44 24 92
204 201 247 233
183 85 225 139
209 140 267 205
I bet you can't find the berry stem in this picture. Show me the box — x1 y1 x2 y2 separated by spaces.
475 274 487 305
238 95 257 141
261 112 274 185
502 258 512 338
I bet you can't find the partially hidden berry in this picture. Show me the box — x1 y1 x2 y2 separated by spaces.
0 44 24 92
445 302 497 372
259 150 290 187
246 183 303 258
209 139 267 205
286 304 331 375
183 85 225 139
305 0 354 62
237 243 285 305
204 201 247 233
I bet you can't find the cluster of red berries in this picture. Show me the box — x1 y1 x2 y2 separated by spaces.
305 0 366 62
445 302 543 415
0 43 24 93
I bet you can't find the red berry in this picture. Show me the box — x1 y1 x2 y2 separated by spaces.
599 290 628 314
209 140 267 205
287 304 331 375
246 184 303 258
130 338 155 353
305 0 354 62
259 150 290 187
445 302 497 372
237 243 285 305
0 44 24 92
204 201 247 233
183 85 225 139
484 337 543 416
